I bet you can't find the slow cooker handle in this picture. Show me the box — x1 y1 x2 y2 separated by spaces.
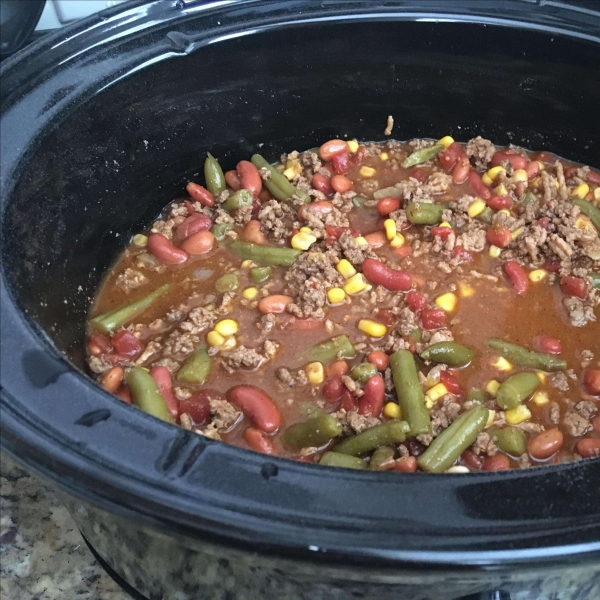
455 591 511 600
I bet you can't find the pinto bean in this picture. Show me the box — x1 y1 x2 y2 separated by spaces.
115 386 132 404
319 139 349 161
533 335 562 355
101 366 124 394
228 385 281 433
525 160 540 180
312 173 333 195
243 219 268 245
298 200 333 221
367 351 389 371
528 428 563 460
583 369 600 395
237 160 262 195
482 454 511 471
243 427 275 454
224 169 242 191
331 174 353 193
364 231 387 249
149 366 179 419
461 450 484 471
180 230 215 255
328 360 349 377
394 456 418 472
186 182 215 207
258 294 294 314
592 416 600 434
491 151 528 170
175 213 212 242
576 438 600 458
377 197 401 215
148 233 188 264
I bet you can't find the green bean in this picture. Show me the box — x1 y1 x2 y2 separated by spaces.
250 266 272 283
495 372 540 410
353 196 368 208
474 206 493 224
349 362 378 384
215 273 239 293
369 446 396 470
250 154 310 203
467 387 489 404
408 328 422 342
390 349 432 437
230 241 302 267
420 342 474 368
486 339 567 371
417 405 488 473
494 426 527 456
177 346 211 384
91 284 171 333
126 367 174 423
297 402 326 419
334 420 410 456
210 222 234 241
406 202 445 225
204 153 226 195
590 273 600 290
401 143 444 168
573 198 600 232
222 189 254 212
319 452 367 469
308 335 356 362
283 415 342 449
520 191 539 207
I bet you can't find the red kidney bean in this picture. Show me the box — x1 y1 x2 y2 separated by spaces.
111 330 142 357
186 182 215 207
237 160 262 195
88 332 113 356
377 196 401 215
350 145 366 165
528 428 563 460
543 258 561 273
224 170 242 191
148 366 179 418
332 151 350 175
359 375 385 417
409 167 428 183
323 376 345 402
258 294 294 314
461 450 483 471
592 416 600 434
180 230 215 255
576 438 600 458
420 307 446 330
367 351 389 372
560 275 587 299
243 427 275 454
243 219 268 245
340 389 358 412
525 160 540 180
319 139 348 161
407 441 426 457
331 174 353 193
451 156 471 183
450 245 473 263
175 213 212 242
487 195 513 211
564 166 578 179
115 386 132 404
228 385 281 433
393 245 412 259
406 290 427 312
487 225 515 251
328 360 349 377
148 233 188 264
440 370 461 396
374 308 396 327
503 261 529 295
439 142 466 171
583 369 600 395
312 173 333 195
362 258 412 291
394 456 418 472
277 317 324 332
482 454 511 471
298 200 333 221
430 226 454 241
586 170 600 185
491 151 528 171
533 335 562 355
179 391 214 427
364 231 387 249
467 171 492 200
101 366 124 394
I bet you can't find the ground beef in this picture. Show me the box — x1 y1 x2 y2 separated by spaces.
395 306 419 337
457 229 487 253
256 313 276 334
180 306 218 334
302 205 349 237
161 330 202 362
258 199 293 241
550 372 570 391
426 172 452 195
338 230 375 266
563 297 596 327
465 136 496 171
221 341 278 373
115 268 148 294
555 161 569 201
332 409 380 435
562 412 590 437
199 398 241 440
276 367 308 387
548 401 561 425
150 217 181 240
580 350 594 368
213 207 235 225
425 329 454 346
430 395 461 436
472 431 499 457
575 401 598 420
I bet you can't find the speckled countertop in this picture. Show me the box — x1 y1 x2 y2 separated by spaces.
1 452 130 600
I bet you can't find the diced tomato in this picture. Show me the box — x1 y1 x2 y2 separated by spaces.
332 150 350 175
543 258 561 273
537 217 550 230
406 290 428 312
420 308 446 330
451 245 473 263
486 225 512 248
430 226 454 240
111 330 143 358
440 370 462 396
325 225 349 239
560 275 587 299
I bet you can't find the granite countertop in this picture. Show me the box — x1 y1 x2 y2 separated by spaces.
1 452 130 600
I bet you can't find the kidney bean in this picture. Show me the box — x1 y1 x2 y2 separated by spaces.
111 330 142 357
359 375 385 417
543 258 561 273
362 258 412 291
374 308 396 327
393 245 412 258
394 456 418 473
533 335 562 355
503 261 529 295
439 142 466 171
180 230 215 255
491 151 528 171
440 370 461 396
312 173 333 195
228 385 281 433
451 157 471 184
88 332 113 356
277 317 324 332
408 440 426 457
328 360 350 377
576 438 600 458
482 454 511 471
332 151 350 175
528 428 563 460
421 307 446 330
258 294 294 314
224 169 242 191
467 171 492 200
243 219 268 245
367 351 389 372
319 139 348 161
186 182 215 207
175 213 212 242
406 290 427 312
564 166 578 179
243 427 275 454
331 174 353 193
486 225 511 249
592 416 600 434
583 369 600 395
149 366 179 419
409 167 428 183
560 275 587 299
363 231 387 249
430 226 454 241
101 366 124 394
341 390 358 412
115 386 132 404
487 195 513 211
350 145 366 166
525 160 540 180
461 450 483 471
324 225 350 240
298 200 333 221
323 376 345 401
377 197 401 215
532 151 558 165
236 160 262 195
450 245 473 263
179 391 213 427
586 170 600 185
148 233 188 264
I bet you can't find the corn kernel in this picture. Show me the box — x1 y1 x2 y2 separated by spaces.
536 371 547 384
133 234 148 247
532 391 550 406
358 319 387 338
487 166 506 181
486 380 500 396
498 209 511 216
511 226 524 240
555 180 560 189
344 273 369 295
512 169 528 183
438 135 455 148
327 287 346 305
221 336 237 350
241 259 255 269
575 216 596 232
571 183 590 199
468 199 486 218
390 234 405 248
458 281 475 298
359 166 376 178
489 245 501 258
283 164 302 180
594 188 600 202
207 330 225 347
439 221 452 228
505 405 532 425
291 231 317 250
486 410 496 428
336 259 356 279
435 292 458 312
384 218 397 240
354 236 369 248
379 152 389 161
305 362 325 384
529 269 548 283
425 383 448 403
537 161 545 171
299 226 312 234
243 287 258 300
495 184 509 196
347 139 359 153
491 356 513 372
384 402 402 419
530 176 541 187
481 173 494 186
214 319 239 336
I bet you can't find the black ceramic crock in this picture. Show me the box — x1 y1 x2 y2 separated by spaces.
1 1 600 598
